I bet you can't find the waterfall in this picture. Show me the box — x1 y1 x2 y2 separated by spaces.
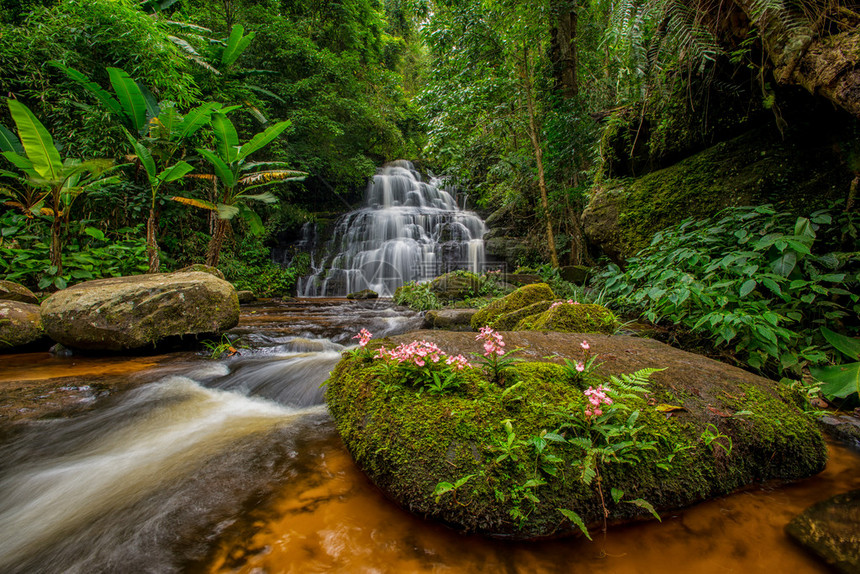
298 161 486 297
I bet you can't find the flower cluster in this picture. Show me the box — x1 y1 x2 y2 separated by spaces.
583 384 613 418
476 326 505 356
353 328 373 347
550 299 580 309
376 340 472 370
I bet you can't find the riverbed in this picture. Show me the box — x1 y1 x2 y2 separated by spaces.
0 298 857 573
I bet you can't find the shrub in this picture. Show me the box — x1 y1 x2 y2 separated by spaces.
393 281 442 310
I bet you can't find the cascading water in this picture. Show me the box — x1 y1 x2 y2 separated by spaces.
299 160 486 296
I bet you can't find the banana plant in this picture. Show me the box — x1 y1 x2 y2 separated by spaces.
0 100 120 284
172 110 306 267
52 62 225 271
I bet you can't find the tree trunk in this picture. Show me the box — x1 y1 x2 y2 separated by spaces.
551 0 578 98
206 218 229 268
520 45 560 268
50 217 62 276
146 207 160 273
732 1 860 119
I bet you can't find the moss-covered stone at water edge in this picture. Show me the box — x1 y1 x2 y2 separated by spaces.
325 331 827 539
518 303 618 334
471 283 554 330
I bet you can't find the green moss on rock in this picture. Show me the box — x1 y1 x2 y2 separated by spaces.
325 331 827 539
519 303 618 334
471 283 554 330
491 300 554 330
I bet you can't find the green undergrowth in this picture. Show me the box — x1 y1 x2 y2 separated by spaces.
325 346 826 539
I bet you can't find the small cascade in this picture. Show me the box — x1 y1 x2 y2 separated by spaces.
299 160 486 296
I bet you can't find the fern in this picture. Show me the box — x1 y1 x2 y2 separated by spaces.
608 367 665 395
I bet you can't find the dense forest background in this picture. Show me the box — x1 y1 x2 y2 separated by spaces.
2 0 859 388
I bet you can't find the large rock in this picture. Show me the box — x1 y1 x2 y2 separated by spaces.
327 331 826 539
517 302 619 334
471 283 555 329
174 264 226 280
786 490 860 573
582 126 852 261
0 280 38 305
41 272 239 351
423 309 478 331
429 272 483 300
0 301 44 350
347 289 379 300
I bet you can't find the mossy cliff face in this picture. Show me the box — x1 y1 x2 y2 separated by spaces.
583 125 853 262
471 284 555 330
326 331 826 539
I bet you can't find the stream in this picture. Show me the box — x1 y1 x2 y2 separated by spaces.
0 298 858 573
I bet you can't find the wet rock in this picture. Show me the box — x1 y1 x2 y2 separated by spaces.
471 283 555 330
41 272 239 351
174 264 226 280
0 301 45 350
237 290 256 304
0 280 38 305
49 343 74 357
347 289 379 300
817 413 860 451
327 330 827 539
423 309 478 331
786 489 860 573
429 272 483 300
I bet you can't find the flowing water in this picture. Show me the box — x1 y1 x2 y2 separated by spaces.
0 298 858 574
299 161 486 297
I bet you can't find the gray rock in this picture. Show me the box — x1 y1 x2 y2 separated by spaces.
41 272 239 351
786 489 860 573
0 301 45 349
174 264 226 280
429 272 482 300
237 290 256 303
0 280 38 305
423 309 478 331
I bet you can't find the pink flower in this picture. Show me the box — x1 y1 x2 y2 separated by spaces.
580 340 590 351
575 361 585 372
477 326 506 358
353 328 373 347
583 385 613 419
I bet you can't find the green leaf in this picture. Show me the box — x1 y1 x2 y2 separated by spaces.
221 24 256 67
820 327 860 361
0 124 23 154
215 203 240 220
238 120 292 160
83 226 105 241
177 102 221 139
238 204 264 236
211 112 240 162
240 191 277 204
626 498 661 521
50 62 124 118
771 251 797 277
7 100 63 182
196 148 235 188
739 279 756 297
611 487 624 503
125 132 157 181
157 161 194 183
810 363 860 399
107 68 147 134
558 508 591 540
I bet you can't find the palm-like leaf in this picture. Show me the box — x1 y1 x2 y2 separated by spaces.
172 196 216 210
0 125 23 154
7 100 63 182
221 24 256 67
211 112 240 162
196 148 236 187
50 61 125 118
238 120 292 160
238 169 307 186
107 68 148 134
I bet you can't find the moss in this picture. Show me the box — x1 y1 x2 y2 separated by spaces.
519 303 619 334
471 283 555 330
491 300 553 330
325 348 826 539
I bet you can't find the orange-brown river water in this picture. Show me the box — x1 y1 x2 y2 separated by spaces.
0 299 857 574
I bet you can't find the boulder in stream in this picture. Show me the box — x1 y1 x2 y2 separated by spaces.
0 300 45 350
347 289 379 300
326 331 826 539
237 290 257 304
0 280 39 305
40 272 239 351
423 309 478 331
786 489 860 574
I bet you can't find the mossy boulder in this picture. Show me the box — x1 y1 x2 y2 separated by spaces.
347 289 379 300
429 272 483 300
491 300 554 330
471 283 554 330
423 309 478 331
582 126 852 262
174 264 226 280
786 489 860 574
40 272 239 351
0 301 45 350
518 302 618 334
0 280 38 305
326 331 826 539
237 290 256 303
